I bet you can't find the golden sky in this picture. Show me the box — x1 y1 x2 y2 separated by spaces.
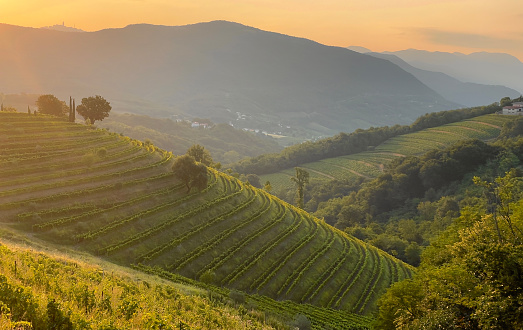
1 0 523 60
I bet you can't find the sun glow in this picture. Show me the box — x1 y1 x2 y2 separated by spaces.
0 0 522 60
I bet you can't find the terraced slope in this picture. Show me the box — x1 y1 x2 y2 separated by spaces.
0 112 413 319
263 114 514 191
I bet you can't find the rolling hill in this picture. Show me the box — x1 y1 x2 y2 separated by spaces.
0 112 413 323
0 21 458 138
261 113 515 193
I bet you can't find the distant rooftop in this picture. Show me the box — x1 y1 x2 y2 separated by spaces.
41 23 84 33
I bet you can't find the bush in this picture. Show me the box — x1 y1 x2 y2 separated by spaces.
228 290 246 304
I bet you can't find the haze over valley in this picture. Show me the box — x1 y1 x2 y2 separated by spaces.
2 1 523 328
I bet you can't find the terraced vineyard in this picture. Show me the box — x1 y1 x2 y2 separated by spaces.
262 114 515 191
0 112 412 326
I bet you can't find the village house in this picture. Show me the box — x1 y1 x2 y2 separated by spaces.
502 102 523 115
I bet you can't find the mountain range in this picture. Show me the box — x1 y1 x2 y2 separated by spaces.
1 21 458 138
385 49 523 94
366 52 520 107
1 21 519 140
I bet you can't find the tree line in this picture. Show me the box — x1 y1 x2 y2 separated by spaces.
34 94 111 124
231 103 501 175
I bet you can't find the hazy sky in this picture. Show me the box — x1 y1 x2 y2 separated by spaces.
2 0 523 60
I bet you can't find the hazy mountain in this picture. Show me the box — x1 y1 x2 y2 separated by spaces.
385 49 523 95
0 21 458 137
347 45 372 53
367 52 520 107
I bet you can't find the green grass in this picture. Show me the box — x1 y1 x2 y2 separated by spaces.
0 112 412 325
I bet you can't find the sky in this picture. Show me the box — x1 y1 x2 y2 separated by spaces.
1 0 523 61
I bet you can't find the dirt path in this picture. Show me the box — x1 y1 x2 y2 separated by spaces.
304 168 336 180
329 164 370 179
468 120 501 129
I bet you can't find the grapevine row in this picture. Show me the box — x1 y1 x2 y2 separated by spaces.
73 175 218 240
281 224 337 296
301 236 350 303
352 249 382 314
33 181 186 231
221 209 304 286
251 218 320 292
333 245 373 310
171 191 272 271
0 150 171 198
136 184 254 263
327 241 367 308
101 176 241 255
197 198 286 278
0 172 173 210
1 146 147 188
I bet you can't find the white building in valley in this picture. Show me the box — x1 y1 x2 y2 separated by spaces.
502 102 523 115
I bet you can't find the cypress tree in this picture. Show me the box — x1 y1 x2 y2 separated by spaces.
69 96 72 122
72 99 76 122
28 105 30 114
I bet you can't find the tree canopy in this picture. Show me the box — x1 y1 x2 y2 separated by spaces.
76 95 111 124
186 144 213 166
172 155 208 193
376 170 523 329
292 167 309 209
36 94 68 116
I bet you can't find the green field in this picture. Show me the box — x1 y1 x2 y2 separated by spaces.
262 114 514 192
0 112 413 327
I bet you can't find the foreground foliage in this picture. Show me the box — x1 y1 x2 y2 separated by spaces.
376 169 523 329
0 242 283 329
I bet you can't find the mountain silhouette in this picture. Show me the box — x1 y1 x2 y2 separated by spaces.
0 21 458 136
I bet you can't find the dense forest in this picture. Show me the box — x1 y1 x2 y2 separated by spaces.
376 165 523 328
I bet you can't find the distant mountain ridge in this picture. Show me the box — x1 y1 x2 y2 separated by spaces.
0 21 458 138
367 52 520 107
384 49 523 95
348 46 521 106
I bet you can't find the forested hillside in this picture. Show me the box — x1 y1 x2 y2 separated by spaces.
232 104 500 176
375 128 523 328
297 115 522 269
98 112 282 164
0 112 412 327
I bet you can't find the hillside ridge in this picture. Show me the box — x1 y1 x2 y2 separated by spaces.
0 112 412 319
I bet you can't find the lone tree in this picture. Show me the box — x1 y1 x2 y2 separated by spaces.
186 144 214 167
172 155 208 193
291 167 309 209
76 95 111 124
36 94 68 116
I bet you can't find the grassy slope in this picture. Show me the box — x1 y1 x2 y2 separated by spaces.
262 114 515 192
0 113 412 325
0 237 283 329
